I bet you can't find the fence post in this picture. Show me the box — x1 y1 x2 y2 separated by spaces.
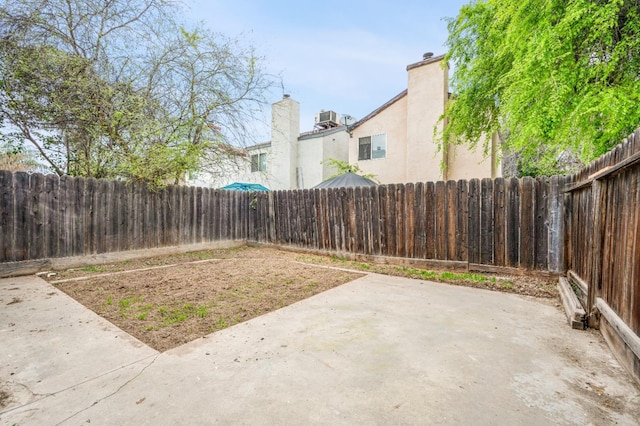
588 179 604 327
547 175 564 273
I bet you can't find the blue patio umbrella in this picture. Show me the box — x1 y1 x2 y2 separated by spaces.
221 182 270 191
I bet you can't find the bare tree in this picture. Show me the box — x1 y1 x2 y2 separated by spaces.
0 0 272 186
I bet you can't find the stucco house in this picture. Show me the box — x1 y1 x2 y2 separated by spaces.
189 53 499 190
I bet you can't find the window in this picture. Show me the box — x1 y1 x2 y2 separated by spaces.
358 133 386 160
251 153 266 172
358 136 371 160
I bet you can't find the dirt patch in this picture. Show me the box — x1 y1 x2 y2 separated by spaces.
47 247 558 352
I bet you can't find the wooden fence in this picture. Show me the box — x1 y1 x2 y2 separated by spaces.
247 177 566 273
0 171 250 263
564 128 640 382
1 171 565 275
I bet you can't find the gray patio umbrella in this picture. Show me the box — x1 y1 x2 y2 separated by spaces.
312 172 377 189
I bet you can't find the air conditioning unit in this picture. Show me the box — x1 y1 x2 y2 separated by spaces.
315 110 338 128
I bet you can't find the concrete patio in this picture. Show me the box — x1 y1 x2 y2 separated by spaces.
1 273 639 425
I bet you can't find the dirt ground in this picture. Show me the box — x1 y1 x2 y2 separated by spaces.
46 246 558 352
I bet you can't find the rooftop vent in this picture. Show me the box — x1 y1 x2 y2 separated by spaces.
423 52 434 60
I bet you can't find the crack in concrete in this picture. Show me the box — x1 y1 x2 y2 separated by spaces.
53 353 160 426
0 353 158 420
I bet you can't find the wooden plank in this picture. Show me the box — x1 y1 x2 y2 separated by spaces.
183 186 192 244
558 277 587 329
534 178 549 270
59 175 75 257
165 185 175 247
492 178 505 266
116 180 128 251
597 297 640 362
296 190 304 246
354 187 364 253
424 182 436 259
387 184 398 256
285 191 293 244
480 178 494 265
456 180 469 262
378 185 388 256
85 177 97 254
632 174 640 335
72 177 85 256
567 270 589 300
619 171 634 328
435 181 446 260
13 172 30 261
519 177 535 270
395 184 406 257
413 182 425 259
45 174 60 258
28 173 45 260
547 176 563 273
211 189 219 242
446 181 457 261
95 179 108 254
405 183 415 259
320 189 330 250
337 188 347 252
565 150 640 193
313 190 323 249
0 258 52 278
104 179 117 252
347 187 357 252
467 179 480 264
370 186 381 255
104 180 116 253
195 187 203 243
188 186 197 244
309 189 318 249
0 171 14 262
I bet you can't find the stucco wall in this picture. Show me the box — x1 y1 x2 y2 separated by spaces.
349 95 408 184
405 57 447 183
270 97 300 189
446 133 499 181
297 129 350 188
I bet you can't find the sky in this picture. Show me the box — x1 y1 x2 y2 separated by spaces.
184 0 470 141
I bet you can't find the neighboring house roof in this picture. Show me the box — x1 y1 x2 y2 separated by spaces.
298 125 348 141
246 141 272 151
242 125 348 151
214 143 248 157
349 90 408 131
312 172 378 189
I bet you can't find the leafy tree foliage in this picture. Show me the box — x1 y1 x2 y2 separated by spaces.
0 0 271 186
439 0 640 175
322 158 378 181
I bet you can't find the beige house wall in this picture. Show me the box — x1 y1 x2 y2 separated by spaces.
446 133 500 181
405 56 448 183
349 96 408 184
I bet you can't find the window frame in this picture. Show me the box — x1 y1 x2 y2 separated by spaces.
251 152 267 172
358 133 386 160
